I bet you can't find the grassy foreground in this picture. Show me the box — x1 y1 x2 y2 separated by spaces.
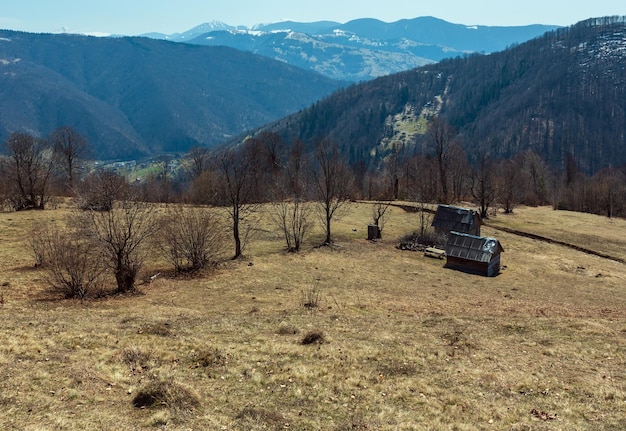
0 203 624 430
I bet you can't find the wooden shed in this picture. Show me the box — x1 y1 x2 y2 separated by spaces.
444 232 504 277
431 205 482 237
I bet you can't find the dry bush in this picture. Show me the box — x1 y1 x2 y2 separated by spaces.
300 284 321 309
270 199 312 252
132 377 201 413
159 206 227 273
77 200 159 293
189 347 227 368
120 346 156 373
30 224 48 267
31 224 105 299
301 330 325 345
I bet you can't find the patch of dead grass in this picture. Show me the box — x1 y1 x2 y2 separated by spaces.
0 204 625 429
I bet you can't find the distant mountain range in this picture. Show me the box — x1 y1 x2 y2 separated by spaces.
0 30 344 160
256 17 626 174
143 17 559 81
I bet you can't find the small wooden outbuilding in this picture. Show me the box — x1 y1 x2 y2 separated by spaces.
431 205 482 237
444 232 504 277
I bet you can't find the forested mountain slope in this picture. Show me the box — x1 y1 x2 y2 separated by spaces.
260 17 626 174
0 30 344 160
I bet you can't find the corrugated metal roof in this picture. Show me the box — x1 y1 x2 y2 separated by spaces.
445 232 503 263
431 205 480 233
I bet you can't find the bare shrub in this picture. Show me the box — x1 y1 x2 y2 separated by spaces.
159 206 227 273
301 330 325 345
32 224 104 299
271 198 312 252
120 347 156 374
76 200 159 293
300 283 321 309
132 377 200 413
30 224 49 267
189 347 227 368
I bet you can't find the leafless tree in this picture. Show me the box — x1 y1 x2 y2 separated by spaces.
469 152 498 219
213 144 260 259
159 206 227 272
521 150 550 205
448 142 469 202
384 143 402 199
428 117 457 203
2 132 56 210
51 126 88 193
270 140 312 252
77 200 159 293
185 169 218 205
497 158 522 214
77 170 130 211
371 201 392 237
593 168 626 218
311 140 354 245
186 146 210 179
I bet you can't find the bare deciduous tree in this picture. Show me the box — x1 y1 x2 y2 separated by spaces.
77 200 159 293
311 140 354 245
186 169 218 205
270 139 312 252
497 158 522 214
428 117 457 203
371 201 392 238
469 152 498 219
2 132 56 210
159 206 227 272
521 150 550 205
186 146 210 179
51 126 88 193
77 170 130 211
214 144 260 259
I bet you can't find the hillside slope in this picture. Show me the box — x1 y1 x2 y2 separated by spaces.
0 31 344 160
260 17 626 174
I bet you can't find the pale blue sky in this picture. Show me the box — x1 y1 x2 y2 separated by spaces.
1 0 624 35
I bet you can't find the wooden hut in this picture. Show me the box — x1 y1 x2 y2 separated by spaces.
431 205 482 237
444 232 504 277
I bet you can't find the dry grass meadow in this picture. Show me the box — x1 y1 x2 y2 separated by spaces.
0 202 625 430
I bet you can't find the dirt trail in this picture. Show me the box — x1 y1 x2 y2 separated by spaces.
486 224 626 264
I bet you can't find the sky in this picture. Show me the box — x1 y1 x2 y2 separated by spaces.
1 0 624 36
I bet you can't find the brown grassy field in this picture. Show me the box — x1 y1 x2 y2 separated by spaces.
0 203 625 430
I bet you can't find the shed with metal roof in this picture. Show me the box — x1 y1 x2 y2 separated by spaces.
431 205 481 237
444 232 504 277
